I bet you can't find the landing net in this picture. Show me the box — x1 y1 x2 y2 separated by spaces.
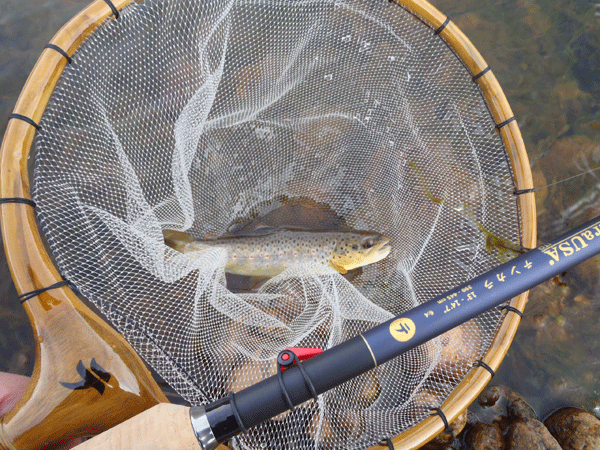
32 0 532 448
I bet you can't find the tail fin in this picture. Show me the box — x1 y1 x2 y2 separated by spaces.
163 230 194 253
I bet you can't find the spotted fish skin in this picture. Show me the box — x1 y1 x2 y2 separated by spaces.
164 229 391 276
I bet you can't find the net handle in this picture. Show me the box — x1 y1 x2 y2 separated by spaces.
0 1 167 449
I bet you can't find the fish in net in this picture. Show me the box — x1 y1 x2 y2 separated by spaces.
26 0 534 448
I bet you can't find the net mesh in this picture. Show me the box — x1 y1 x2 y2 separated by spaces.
32 0 522 448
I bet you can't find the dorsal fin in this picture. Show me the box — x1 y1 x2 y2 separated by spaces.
223 224 285 238
244 226 284 236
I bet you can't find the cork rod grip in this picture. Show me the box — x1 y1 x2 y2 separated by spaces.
72 404 200 450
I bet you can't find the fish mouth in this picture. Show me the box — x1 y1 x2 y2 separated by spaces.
365 239 391 263
375 241 392 258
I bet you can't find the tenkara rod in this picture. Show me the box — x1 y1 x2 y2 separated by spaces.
188 214 600 449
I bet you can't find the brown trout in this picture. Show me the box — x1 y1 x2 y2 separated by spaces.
164 229 391 276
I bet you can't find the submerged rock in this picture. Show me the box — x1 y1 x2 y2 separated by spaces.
571 32 600 95
544 407 600 450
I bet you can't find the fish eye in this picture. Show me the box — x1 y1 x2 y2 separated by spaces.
361 237 375 249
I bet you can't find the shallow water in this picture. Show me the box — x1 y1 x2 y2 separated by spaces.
0 0 598 440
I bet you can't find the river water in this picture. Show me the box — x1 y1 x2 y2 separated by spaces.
428 0 600 419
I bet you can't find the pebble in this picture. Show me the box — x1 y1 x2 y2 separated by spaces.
544 407 600 450
505 418 562 450
477 386 500 408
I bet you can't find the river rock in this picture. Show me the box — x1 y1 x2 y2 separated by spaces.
477 386 500 408
465 422 505 450
505 418 561 450
505 390 537 421
544 407 600 450
492 415 511 432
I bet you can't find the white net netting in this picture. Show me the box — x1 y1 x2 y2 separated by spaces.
32 0 523 448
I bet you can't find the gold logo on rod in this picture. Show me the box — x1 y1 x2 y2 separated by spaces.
390 318 416 342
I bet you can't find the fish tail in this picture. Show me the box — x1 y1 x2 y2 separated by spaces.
163 229 194 252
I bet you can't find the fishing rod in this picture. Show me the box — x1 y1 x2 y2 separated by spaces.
75 214 600 450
